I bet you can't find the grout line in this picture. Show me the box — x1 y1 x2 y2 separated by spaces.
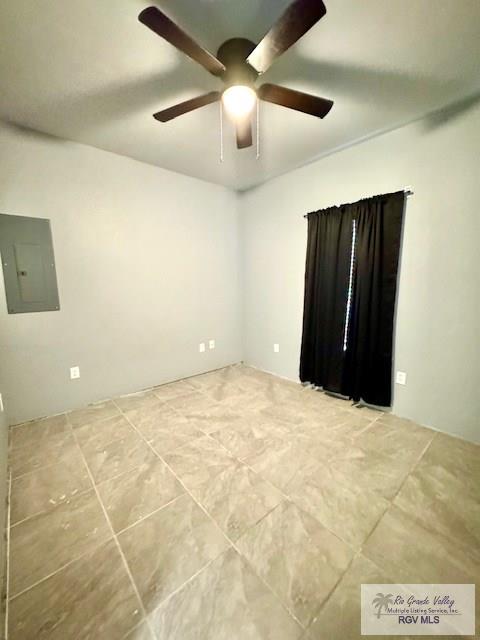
210 431 359 553
358 433 438 555
8 436 90 481
4 470 12 640
8 412 67 430
140 549 228 617
67 419 155 639
7 368 463 636
4 386 373 625
115 494 184 537
113 400 308 631
304 549 361 633
388 431 437 507
8 535 113 602
9 482 182 600
117 397 364 631
8 427 119 602
9 485 93 530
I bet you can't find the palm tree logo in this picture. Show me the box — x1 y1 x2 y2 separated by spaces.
372 593 394 618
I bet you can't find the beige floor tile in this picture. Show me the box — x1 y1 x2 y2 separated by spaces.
179 404 247 433
307 554 394 640
258 402 323 429
9 414 69 450
82 431 157 484
11 452 92 524
192 461 283 541
147 420 204 455
187 372 222 390
327 412 375 437
74 414 135 450
68 400 121 429
97 457 184 533
220 389 273 413
394 459 480 551
357 419 434 465
374 412 422 430
9 539 142 640
285 463 390 548
153 379 196 402
328 445 413 499
163 435 238 490
243 439 320 491
363 505 480 583
127 406 204 446
10 489 111 596
150 547 302 640
420 432 480 496
9 431 78 479
287 426 342 462
210 419 292 460
114 390 161 413
205 381 251 403
166 390 215 414
7 364 478 639
122 621 155 640
123 401 178 435
118 494 229 613
236 500 353 626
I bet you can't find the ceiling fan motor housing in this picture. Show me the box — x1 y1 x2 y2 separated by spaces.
139 1 334 145
216 38 259 88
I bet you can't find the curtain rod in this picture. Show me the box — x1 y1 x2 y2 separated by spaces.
303 188 414 218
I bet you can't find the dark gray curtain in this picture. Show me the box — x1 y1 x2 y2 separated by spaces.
342 191 405 405
300 191 405 406
299 205 354 393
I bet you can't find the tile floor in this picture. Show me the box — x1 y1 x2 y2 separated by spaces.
5 364 480 639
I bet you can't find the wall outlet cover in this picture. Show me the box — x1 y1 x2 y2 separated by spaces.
0 393 3 412
209 339 215 350
70 366 80 380
199 343 206 353
396 371 407 385
273 343 280 353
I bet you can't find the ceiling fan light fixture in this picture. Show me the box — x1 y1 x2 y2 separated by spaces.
222 85 257 120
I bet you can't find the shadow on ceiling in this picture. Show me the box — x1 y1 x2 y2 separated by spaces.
266 52 464 110
421 89 480 131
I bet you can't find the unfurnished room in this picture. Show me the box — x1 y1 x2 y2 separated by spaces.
0 1 479 639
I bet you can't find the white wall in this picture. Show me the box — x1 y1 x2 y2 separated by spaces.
0 123 242 424
1 104 479 444
240 103 480 443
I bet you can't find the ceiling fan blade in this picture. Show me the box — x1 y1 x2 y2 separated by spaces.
139 7 226 76
153 91 221 122
236 117 253 149
258 83 333 118
247 0 326 74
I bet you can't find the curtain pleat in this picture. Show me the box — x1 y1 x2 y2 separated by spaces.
342 191 405 405
300 191 405 406
299 206 353 392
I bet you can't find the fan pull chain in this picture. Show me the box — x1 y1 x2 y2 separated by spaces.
256 98 260 160
219 101 224 163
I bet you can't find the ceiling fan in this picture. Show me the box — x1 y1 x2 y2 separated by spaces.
138 0 334 149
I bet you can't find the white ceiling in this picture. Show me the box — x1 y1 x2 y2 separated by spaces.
1 0 480 190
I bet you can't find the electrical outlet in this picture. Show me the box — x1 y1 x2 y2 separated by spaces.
209 339 215 350
0 393 4 412
273 343 280 353
70 366 80 380
199 342 206 353
395 371 407 385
